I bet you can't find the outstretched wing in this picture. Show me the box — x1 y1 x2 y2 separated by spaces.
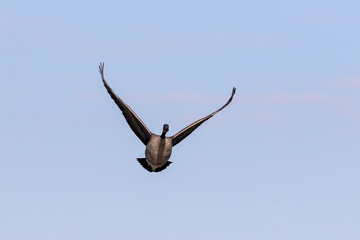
171 87 236 147
99 63 152 145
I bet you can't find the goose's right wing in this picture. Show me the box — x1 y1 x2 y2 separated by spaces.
171 87 236 147
99 63 152 145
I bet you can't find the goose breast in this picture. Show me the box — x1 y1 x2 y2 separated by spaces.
145 135 173 167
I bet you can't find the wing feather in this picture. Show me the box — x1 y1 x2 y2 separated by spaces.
99 63 152 145
171 87 236 147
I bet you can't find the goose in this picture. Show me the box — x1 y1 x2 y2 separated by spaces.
99 63 236 172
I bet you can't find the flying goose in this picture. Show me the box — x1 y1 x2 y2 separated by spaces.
99 63 236 172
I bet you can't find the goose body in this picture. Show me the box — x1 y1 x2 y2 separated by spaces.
145 135 173 169
99 62 236 172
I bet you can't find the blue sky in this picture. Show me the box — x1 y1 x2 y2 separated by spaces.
1 0 359 239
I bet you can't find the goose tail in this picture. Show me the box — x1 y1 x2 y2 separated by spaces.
136 158 172 172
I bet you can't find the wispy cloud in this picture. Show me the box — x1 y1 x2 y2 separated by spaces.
72 90 104 102
127 90 329 125
233 110 284 124
333 76 360 88
77 39 198 57
238 92 328 105
0 16 49 30
127 90 224 104
127 90 329 106
334 103 360 120
81 87 358 125
306 15 335 24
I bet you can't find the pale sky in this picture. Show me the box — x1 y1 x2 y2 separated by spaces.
1 1 359 239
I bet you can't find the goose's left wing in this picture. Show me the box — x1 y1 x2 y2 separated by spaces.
171 87 236 147
99 63 152 145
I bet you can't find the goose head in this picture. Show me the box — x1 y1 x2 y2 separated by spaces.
160 124 169 139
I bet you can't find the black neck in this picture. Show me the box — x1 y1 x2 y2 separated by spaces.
160 131 166 139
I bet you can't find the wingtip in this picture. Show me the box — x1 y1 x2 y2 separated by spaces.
232 87 236 95
99 62 104 72
99 62 106 84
